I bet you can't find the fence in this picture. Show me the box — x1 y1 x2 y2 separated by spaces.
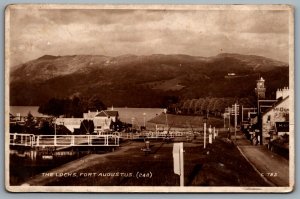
9 133 120 147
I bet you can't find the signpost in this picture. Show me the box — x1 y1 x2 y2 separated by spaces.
173 143 184 186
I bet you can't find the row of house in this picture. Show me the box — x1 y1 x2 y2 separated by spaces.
243 77 290 151
261 88 289 144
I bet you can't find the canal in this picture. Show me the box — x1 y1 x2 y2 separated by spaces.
9 146 115 185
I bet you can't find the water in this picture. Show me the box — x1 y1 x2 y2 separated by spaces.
9 147 109 185
9 106 164 184
9 106 164 123
10 150 83 185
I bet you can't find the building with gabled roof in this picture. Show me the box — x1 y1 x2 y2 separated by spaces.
55 110 120 133
95 110 119 121
83 110 119 133
262 95 289 145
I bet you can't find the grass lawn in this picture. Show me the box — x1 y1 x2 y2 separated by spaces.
147 113 224 130
45 133 268 186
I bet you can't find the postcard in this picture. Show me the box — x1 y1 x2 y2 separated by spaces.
5 4 294 192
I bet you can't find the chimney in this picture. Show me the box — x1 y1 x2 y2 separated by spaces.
276 87 289 100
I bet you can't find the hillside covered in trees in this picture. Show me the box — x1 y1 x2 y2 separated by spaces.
168 97 255 117
10 53 288 108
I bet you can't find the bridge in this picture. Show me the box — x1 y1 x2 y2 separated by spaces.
9 133 120 148
10 129 221 148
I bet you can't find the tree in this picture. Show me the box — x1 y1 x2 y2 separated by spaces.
194 98 204 115
181 99 191 114
207 98 218 114
38 98 65 117
25 111 34 126
38 96 93 118
188 99 197 114
79 119 95 134
70 96 84 118
201 98 210 115
87 95 106 112
39 120 54 135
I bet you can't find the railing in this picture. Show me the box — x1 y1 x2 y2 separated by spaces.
9 133 120 147
10 133 35 146
118 131 196 140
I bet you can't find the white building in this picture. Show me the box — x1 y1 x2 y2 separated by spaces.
276 87 289 100
262 94 289 144
56 110 119 133
92 110 119 132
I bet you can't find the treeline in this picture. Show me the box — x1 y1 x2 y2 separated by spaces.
168 97 256 117
10 113 70 135
38 95 106 118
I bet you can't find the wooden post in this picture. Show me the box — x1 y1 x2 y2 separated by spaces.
223 114 225 129
203 123 206 149
179 143 184 187
228 107 231 131
31 135 34 147
213 127 216 139
208 126 212 144
24 135 27 146
235 103 237 142
71 135 75 146
13 133 16 145
54 135 57 146
242 105 244 124
36 135 40 146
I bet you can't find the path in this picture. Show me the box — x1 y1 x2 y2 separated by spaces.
235 132 289 186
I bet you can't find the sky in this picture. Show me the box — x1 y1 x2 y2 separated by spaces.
8 7 290 67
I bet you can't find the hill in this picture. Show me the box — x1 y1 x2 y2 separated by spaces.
9 53 289 107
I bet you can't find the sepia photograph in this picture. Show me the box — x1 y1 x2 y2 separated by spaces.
5 4 294 192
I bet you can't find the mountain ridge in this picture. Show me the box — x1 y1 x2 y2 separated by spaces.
10 53 289 107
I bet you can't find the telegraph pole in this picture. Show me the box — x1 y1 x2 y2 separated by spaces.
241 105 243 125
234 103 237 142
54 117 57 146
164 109 168 130
203 122 206 149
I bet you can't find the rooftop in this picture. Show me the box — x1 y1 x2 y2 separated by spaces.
95 110 119 117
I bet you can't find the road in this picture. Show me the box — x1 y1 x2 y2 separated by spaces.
236 133 290 186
